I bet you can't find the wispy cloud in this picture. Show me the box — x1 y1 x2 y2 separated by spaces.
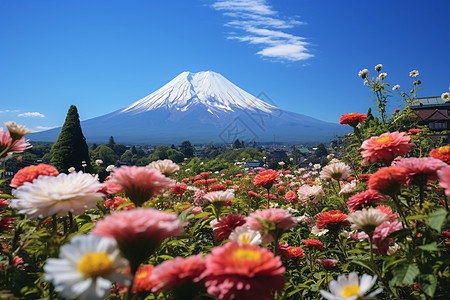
211 0 313 62
34 125 56 132
0 109 20 113
18 112 45 118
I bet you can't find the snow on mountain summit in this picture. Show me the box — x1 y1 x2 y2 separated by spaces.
121 71 279 114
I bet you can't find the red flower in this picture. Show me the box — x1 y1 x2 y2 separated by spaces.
408 129 421 135
200 172 210 178
276 186 285 195
287 246 304 258
10 164 59 188
225 180 233 186
151 254 206 294
254 169 279 189
315 210 349 230
317 259 338 269
169 183 188 195
430 146 450 164
207 178 218 184
358 174 372 182
0 217 14 233
203 242 285 300
210 184 227 191
346 190 386 213
302 239 325 251
361 131 413 163
212 214 246 243
285 190 298 203
339 112 367 127
368 166 408 196
104 196 134 211
248 191 258 197
235 173 243 178
261 193 277 199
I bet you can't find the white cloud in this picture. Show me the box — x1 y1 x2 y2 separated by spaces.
0 109 20 113
212 0 312 62
34 125 56 132
18 112 45 118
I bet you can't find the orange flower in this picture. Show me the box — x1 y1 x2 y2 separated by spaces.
316 210 349 230
302 239 325 251
368 166 408 196
254 169 279 189
361 131 413 163
339 112 367 127
10 164 59 188
430 146 450 164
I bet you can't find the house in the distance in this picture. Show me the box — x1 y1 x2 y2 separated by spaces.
411 96 450 142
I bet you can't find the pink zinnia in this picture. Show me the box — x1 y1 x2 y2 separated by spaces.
247 208 298 242
346 190 386 213
92 208 183 273
285 190 298 203
203 242 285 300
10 164 59 188
212 213 246 243
375 205 399 222
317 258 338 269
151 254 206 294
254 169 279 189
169 183 188 195
106 166 175 206
358 219 402 255
438 165 450 196
361 131 413 163
392 157 447 186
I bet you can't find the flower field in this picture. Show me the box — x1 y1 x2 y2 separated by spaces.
1 66 450 299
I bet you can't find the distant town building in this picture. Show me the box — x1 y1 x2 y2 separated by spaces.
411 96 450 141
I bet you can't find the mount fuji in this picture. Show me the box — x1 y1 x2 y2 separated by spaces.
29 71 348 144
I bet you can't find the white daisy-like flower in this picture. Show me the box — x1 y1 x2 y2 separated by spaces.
339 181 358 195
68 167 76 173
146 159 179 176
374 64 382 72
44 235 130 300
297 184 324 201
11 172 105 218
358 69 369 79
392 84 400 91
105 165 116 172
311 225 329 236
347 208 389 233
320 272 382 300
313 164 321 170
229 225 262 245
377 72 387 80
2 121 31 139
95 159 103 166
203 189 235 204
409 70 419 77
320 162 352 181
441 92 450 102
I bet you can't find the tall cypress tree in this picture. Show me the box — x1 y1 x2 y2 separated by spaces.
50 105 93 173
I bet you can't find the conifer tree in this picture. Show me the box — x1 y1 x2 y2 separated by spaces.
50 105 93 173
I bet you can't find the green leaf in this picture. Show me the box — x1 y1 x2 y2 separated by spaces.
428 208 447 233
419 273 437 297
418 242 438 251
350 259 375 272
391 263 419 285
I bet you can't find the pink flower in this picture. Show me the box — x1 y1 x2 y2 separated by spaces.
375 205 399 222
368 166 408 196
132 265 155 294
438 165 450 196
212 213 246 243
247 208 297 242
361 131 413 163
254 169 279 189
92 208 183 273
358 220 402 255
10 164 59 188
392 157 447 185
106 166 175 206
317 258 338 269
10 138 32 153
151 254 206 294
346 190 386 213
203 242 285 300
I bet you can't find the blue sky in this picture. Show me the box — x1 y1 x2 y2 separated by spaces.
1 0 449 133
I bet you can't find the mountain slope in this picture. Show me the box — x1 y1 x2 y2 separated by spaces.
29 71 348 144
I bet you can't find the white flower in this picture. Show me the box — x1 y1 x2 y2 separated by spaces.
297 214 310 222
441 92 450 102
392 84 400 91
11 172 105 218
278 161 285 166
409 70 419 77
320 162 352 181
377 72 387 80
95 159 103 166
229 225 262 245
311 225 329 236
313 164 321 170
68 167 76 173
320 272 382 300
339 181 358 195
347 208 389 232
374 64 382 72
105 165 116 172
358 69 369 79
146 159 179 176
203 190 235 204
2 121 31 139
44 235 129 300
297 184 324 201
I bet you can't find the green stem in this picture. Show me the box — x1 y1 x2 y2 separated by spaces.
266 187 271 208
391 193 408 228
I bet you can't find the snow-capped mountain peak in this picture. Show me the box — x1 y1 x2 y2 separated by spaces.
121 71 279 114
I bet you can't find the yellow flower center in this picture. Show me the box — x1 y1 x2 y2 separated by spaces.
239 234 251 244
342 285 361 297
78 252 114 278
232 248 262 261
439 146 450 154
376 136 390 143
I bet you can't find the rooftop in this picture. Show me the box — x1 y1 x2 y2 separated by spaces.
411 96 450 109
